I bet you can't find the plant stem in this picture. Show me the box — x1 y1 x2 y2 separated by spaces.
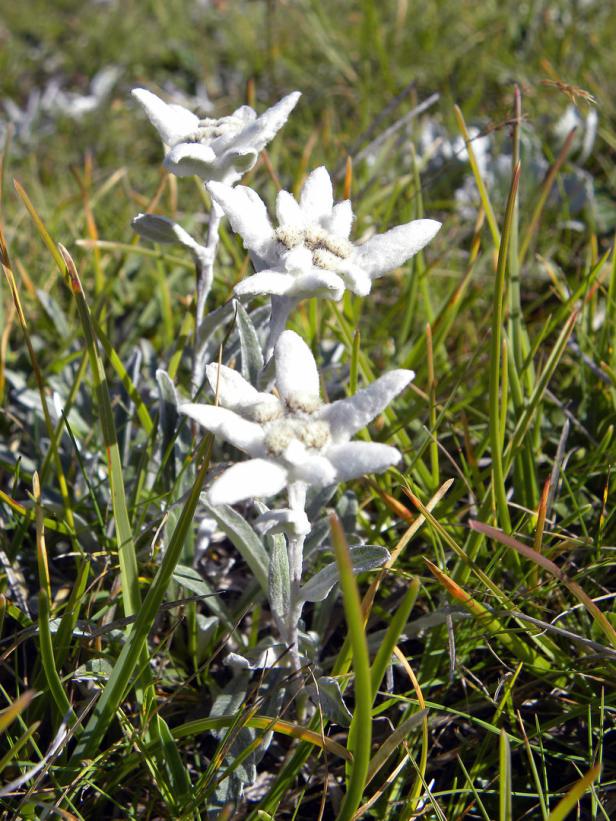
265 295 297 364
286 481 307 674
192 200 223 394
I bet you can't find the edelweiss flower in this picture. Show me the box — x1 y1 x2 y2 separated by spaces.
207 166 441 300
132 87 300 183
180 330 413 505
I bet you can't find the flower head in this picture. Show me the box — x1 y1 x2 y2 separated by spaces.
180 330 413 505
132 87 300 184
207 166 441 301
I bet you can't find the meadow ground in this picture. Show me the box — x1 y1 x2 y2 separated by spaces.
0 1 615 818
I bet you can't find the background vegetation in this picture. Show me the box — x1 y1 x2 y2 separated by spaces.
0 0 614 818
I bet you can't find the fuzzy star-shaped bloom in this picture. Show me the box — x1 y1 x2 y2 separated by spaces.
180 330 413 505
131 88 300 184
207 166 441 301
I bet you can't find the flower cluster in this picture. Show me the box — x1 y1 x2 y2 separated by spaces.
131 82 441 676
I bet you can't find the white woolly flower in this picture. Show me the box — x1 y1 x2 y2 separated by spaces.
179 330 413 505
207 165 441 301
131 87 300 184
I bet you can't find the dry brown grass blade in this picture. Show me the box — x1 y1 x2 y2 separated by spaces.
360 479 454 623
343 155 353 199
0 691 34 733
470 521 616 650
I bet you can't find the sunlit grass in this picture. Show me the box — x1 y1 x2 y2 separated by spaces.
0 0 614 818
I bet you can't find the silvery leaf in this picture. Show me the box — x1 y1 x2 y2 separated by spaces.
336 490 359 534
306 483 338 519
256 508 311 536
235 299 264 385
195 613 219 661
209 681 256 795
72 658 113 684
307 676 353 726
303 517 331 561
172 564 231 626
156 368 178 480
36 289 70 337
225 644 282 670
299 545 390 602
204 501 269 592
268 531 290 628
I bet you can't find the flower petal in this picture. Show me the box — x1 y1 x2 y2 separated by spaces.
354 219 441 280
326 441 401 482
234 269 344 300
319 369 414 442
290 453 337 486
337 260 372 296
299 166 334 224
179 403 265 456
205 363 259 410
217 147 258 178
282 245 314 273
164 142 218 178
276 189 304 228
285 270 345 299
327 199 354 239
132 88 198 146
275 330 320 407
231 105 257 123
255 508 311 536
234 270 297 297
233 91 301 154
208 458 288 505
207 182 275 259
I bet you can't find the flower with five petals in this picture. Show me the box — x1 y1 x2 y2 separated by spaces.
179 330 413 505
207 165 441 301
132 87 301 184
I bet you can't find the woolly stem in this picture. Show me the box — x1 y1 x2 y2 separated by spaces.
265 295 297 363
192 200 224 394
286 481 308 674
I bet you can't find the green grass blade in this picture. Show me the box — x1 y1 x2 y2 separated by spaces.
70 434 213 763
518 128 577 267
503 310 576 470
0 721 40 774
330 513 372 821
499 728 512 821
600 243 615 366
518 714 549 820
13 179 66 272
469 521 616 651
370 577 419 697
58 245 141 618
57 246 193 804
2 261 77 536
92 317 154 435
38 588 80 730
424 559 553 672
454 106 500 246
456 754 491 821
488 162 520 533
53 558 90 670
